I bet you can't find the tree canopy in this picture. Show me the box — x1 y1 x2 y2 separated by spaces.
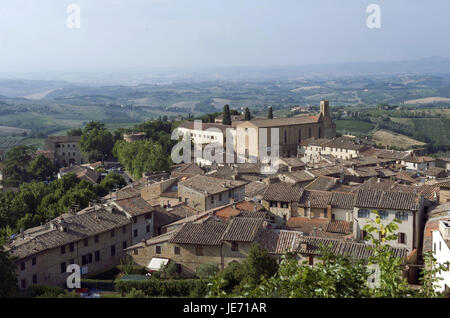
79 121 114 162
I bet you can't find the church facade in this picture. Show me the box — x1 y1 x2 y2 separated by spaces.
235 100 336 159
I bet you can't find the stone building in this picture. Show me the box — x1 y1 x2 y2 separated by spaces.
437 181 450 204
44 136 83 168
126 217 264 275
178 175 247 211
353 189 425 252
235 100 336 159
5 203 145 289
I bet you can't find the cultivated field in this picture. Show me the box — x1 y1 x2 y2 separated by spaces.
404 97 450 104
372 129 426 149
0 126 30 135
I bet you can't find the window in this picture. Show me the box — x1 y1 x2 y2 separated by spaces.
281 202 288 208
270 201 277 208
219 193 222 201
360 230 367 240
379 210 389 220
32 274 37 284
145 213 151 220
211 197 214 204
122 226 127 234
358 209 370 218
231 242 239 252
21 279 26 289
309 128 312 138
84 238 89 247
111 230 115 238
133 217 137 224
94 235 99 243
111 245 116 257
122 241 127 249
134 229 138 237
69 243 74 252
156 246 161 254
95 251 100 262
82 253 93 265
196 246 203 256
398 233 406 244
61 262 66 273
21 262 25 271
298 129 302 142
174 246 180 255
32 257 36 266
134 249 138 255
395 211 408 221
146 225 150 233
61 245 66 254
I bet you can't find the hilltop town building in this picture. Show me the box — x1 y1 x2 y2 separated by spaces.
44 136 83 168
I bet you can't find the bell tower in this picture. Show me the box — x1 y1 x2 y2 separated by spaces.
319 100 335 139
320 100 330 119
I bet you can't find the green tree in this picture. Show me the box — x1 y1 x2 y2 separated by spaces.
244 107 251 120
0 243 18 298
222 104 232 125
417 252 448 298
95 172 126 197
267 106 273 119
114 140 171 179
2 146 34 187
362 210 412 297
29 154 57 181
197 262 219 279
79 121 114 162
66 128 82 136
240 243 278 288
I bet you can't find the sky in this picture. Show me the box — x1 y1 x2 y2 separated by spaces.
0 0 449 73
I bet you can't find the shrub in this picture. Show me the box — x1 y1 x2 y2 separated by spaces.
196 262 219 279
115 278 208 297
24 285 65 298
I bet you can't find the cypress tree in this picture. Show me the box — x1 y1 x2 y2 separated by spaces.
223 104 232 125
267 106 273 119
244 107 251 120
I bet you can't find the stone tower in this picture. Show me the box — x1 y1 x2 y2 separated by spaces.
319 100 336 139
320 100 330 118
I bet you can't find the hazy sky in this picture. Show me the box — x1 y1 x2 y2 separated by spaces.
0 0 449 73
